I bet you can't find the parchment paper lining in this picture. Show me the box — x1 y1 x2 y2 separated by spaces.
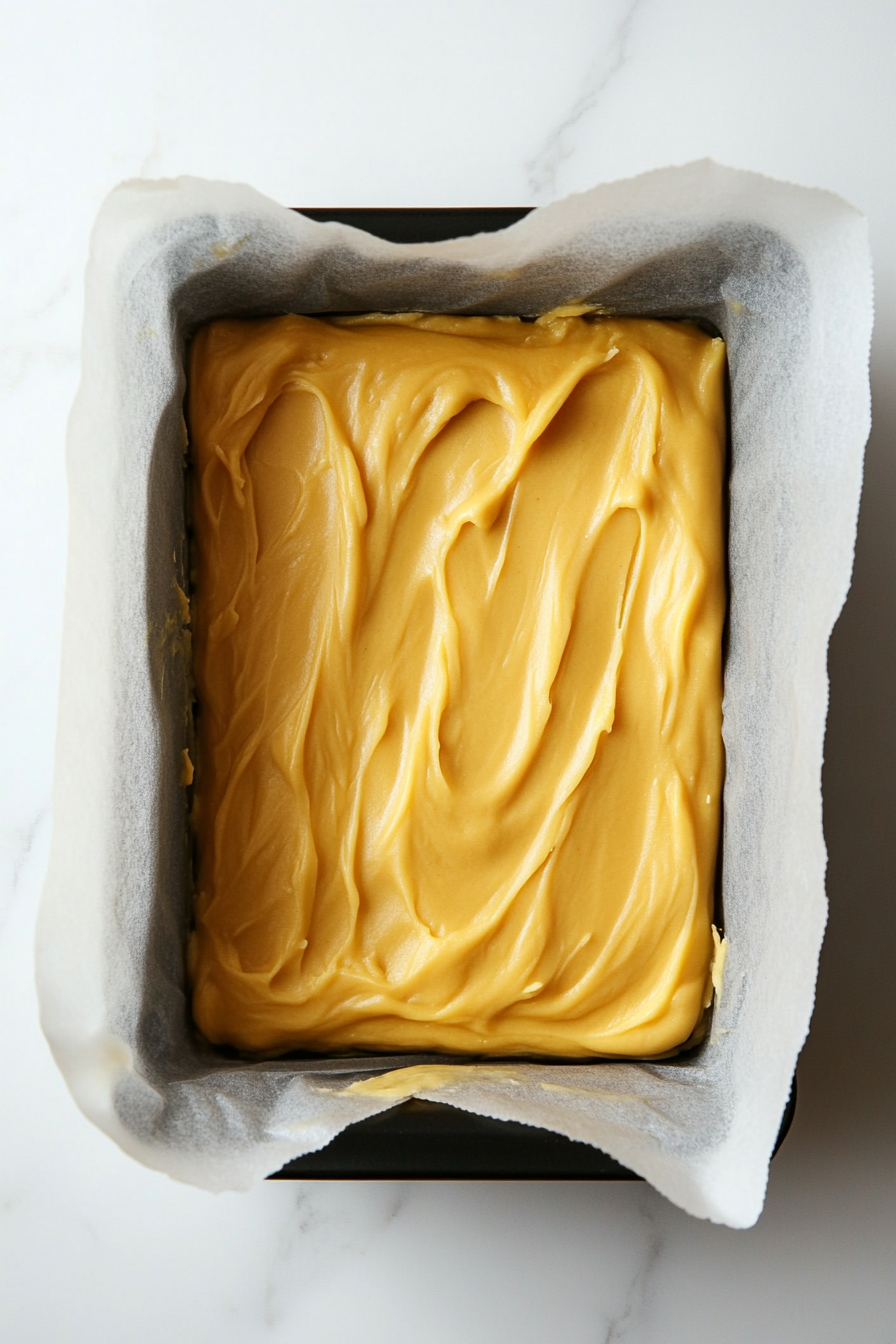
37 162 872 1226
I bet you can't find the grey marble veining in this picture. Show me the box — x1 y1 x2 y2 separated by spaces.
526 0 646 199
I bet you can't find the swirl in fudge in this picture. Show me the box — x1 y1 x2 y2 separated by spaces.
187 312 726 1057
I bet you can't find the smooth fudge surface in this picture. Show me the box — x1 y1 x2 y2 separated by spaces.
187 311 726 1057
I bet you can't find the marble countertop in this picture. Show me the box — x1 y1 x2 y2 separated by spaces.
2 2 894 1340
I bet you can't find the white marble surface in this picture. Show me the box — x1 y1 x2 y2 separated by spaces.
2 2 894 1339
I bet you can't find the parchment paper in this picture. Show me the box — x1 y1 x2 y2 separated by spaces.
36 162 872 1226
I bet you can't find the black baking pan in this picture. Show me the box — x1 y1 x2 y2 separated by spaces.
270 1076 797 1181
266 207 797 1181
295 205 533 244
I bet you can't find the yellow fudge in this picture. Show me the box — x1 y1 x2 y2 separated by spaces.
186 311 726 1057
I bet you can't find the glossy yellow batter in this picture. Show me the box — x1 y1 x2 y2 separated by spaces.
187 311 726 1057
